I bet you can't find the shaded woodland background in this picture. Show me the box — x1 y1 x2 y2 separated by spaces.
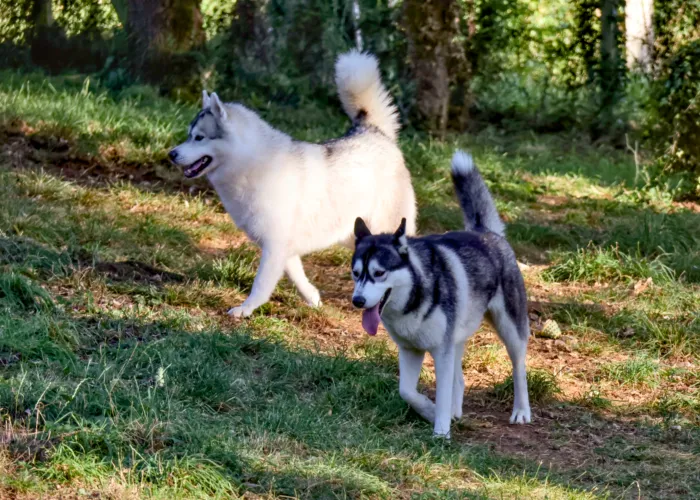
1 0 699 198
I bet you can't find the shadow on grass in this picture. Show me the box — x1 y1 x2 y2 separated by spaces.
0 213 697 497
1 285 698 498
1 123 209 196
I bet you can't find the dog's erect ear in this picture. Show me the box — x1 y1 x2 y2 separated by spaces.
210 92 227 120
393 218 408 255
354 217 372 242
202 90 211 108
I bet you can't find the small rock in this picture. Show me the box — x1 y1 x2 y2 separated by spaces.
554 339 571 352
559 334 578 345
671 425 682 431
619 327 635 338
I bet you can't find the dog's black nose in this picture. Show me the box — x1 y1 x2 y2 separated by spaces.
168 149 178 161
352 296 366 308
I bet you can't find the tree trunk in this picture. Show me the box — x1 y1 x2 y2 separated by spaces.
352 0 363 50
403 0 469 136
30 0 67 71
625 0 653 73
229 0 270 64
598 0 623 131
125 0 205 84
32 0 53 29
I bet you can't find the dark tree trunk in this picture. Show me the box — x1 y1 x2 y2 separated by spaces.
598 0 624 133
29 0 67 71
125 0 205 85
403 0 471 136
229 0 270 65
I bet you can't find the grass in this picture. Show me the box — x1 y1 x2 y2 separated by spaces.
601 356 660 388
0 70 699 498
543 246 675 284
493 369 562 405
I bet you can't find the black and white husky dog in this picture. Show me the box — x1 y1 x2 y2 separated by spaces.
351 151 531 438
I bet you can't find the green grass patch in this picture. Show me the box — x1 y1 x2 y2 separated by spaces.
600 355 660 388
493 369 561 405
544 246 675 284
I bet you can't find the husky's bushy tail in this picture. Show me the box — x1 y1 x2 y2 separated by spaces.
450 151 505 237
335 50 400 141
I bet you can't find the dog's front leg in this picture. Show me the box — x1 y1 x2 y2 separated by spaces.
398 346 435 423
228 246 286 318
432 344 455 438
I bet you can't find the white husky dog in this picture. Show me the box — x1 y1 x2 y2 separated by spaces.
169 51 417 317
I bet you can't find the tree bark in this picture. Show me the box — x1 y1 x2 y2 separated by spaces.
625 0 654 73
125 0 205 83
229 0 270 64
32 0 53 29
403 0 469 136
29 0 67 71
599 0 623 127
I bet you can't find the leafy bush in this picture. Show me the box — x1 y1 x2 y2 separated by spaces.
649 40 700 199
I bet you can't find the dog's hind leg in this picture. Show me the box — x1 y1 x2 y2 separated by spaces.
285 255 321 307
451 341 466 420
432 344 456 437
398 346 435 424
228 246 286 318
489 291 531 424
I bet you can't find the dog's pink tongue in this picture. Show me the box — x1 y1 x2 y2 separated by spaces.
362 304 381 336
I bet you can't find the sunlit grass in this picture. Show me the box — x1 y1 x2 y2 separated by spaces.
0 71 699 498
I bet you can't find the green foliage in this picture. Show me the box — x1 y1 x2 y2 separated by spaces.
0 0 34 45
649 40 700 199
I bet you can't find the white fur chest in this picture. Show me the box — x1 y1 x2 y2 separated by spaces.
381 306 448 352
207 168 266 243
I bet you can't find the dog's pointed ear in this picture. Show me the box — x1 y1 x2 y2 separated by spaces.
354 217 371 242
393 218 408 255
202 90 211 108
210 92 227 120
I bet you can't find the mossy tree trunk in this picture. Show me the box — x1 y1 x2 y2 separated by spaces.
123 0 205 88
598 0 625 133
403 0 471 137
29 0 67 71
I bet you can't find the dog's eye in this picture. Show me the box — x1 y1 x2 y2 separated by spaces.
373 270 385 278
194 135 204 142
352 270 360 279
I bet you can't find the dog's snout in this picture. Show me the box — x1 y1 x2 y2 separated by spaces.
352 296 366 308
168 149 178 162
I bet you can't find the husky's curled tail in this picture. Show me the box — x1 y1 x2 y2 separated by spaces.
335 51 400 141
450 151 506 237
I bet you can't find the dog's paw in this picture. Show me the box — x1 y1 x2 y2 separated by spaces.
305 289 322 308
451 406 463 420
432 430 451 440
298 286 322 308
228 304 254 318
509 407 531 425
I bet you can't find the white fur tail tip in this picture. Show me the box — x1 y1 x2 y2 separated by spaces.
451 150 475 175
335 50 380 95
335 50 399 141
